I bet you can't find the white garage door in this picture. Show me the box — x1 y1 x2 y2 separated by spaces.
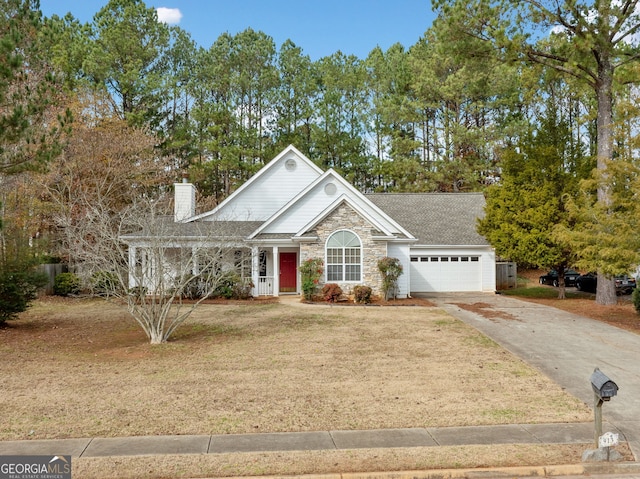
410 255 482 292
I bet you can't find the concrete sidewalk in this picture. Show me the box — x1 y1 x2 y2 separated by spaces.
0 422 612 458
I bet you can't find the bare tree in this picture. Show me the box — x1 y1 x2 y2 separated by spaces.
58 194 251 344
38 91 253 344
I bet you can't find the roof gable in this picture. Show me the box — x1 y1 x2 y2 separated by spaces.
294 195 394 239
250 169 414 240
189 145 323 222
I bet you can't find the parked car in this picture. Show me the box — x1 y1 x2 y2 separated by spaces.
539 269 581 287
615 275 637 295
575 273 637 295
575 272 597 293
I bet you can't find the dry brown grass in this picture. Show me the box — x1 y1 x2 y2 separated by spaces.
1 296 598 477
72 444 597 479
1 297 591 442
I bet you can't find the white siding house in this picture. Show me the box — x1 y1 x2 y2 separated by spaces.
124 145 496 297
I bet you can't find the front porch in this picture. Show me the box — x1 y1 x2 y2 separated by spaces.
124 242 300 298
251 246 299 297
256 276 275 296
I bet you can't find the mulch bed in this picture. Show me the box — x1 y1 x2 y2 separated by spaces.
301 296 435 307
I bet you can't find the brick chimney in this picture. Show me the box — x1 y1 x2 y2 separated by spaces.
174 178 195 221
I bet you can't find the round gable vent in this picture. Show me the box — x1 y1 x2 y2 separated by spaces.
324 182 337 195
285 158 297 171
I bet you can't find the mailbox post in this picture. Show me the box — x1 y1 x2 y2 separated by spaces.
590 368 618 449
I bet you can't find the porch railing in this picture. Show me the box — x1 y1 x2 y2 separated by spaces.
257 276 274 296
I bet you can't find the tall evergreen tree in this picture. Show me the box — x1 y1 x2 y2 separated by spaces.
312 52 369 187
230 28 278 170
272 40 316 156
411 12 521 192
160 26 198 165
83 0 171 128
0 0 70 173
433 0 640 303
479 99 590 298
366 44 427 192
187 34 239 201
0 0 63 319
556 91 640 282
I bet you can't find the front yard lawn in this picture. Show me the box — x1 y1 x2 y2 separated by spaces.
0 296 597 478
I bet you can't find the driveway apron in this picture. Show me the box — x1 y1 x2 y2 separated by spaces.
425 292 640 460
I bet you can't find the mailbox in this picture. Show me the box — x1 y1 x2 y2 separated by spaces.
591 368 618 401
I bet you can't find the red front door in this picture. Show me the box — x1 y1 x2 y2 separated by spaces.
279 252 297 293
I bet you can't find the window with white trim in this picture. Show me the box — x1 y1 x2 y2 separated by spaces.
326 230 361 282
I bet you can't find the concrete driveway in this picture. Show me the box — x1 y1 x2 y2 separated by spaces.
423 292 640 460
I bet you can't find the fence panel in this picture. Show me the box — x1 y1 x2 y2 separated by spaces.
496 262 517 290
37 264 68 295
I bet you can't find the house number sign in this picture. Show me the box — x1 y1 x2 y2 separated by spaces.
598 432 619 448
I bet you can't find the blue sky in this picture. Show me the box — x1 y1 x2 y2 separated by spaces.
40 0 436 60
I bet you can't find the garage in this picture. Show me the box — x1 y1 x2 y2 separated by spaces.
368 192 496 294
410 254 482 292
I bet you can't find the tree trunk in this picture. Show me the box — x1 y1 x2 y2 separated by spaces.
148 324 166 344
556 264 566 300
595 57 617 306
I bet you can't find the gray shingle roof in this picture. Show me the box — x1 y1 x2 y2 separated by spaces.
121 217 264 241
252 232 298 240
367 193 489 246
123 194 489 248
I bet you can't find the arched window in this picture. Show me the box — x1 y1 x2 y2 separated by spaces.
326 230 361 282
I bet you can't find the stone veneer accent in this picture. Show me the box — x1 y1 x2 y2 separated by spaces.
299 202 387 297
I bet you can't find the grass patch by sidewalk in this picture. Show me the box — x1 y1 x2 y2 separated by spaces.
73 444 599 479
502 286 584 299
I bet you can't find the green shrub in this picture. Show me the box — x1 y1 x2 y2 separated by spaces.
176 272 251 300
0 270 47 324
300 258 323 301
211 272 253 299
232 278 254 299
633 287 640 314
212 272 239 299
37 255 63 264
53 272 81 296
321 283 342 303
353 285 372 304
378 257 403 301
91 271 120 296
128 286 148 298
180 275 204 299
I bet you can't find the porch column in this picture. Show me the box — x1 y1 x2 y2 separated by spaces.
128 246 137 289
272 246 279 296
191 247 199 275
251 246 259 297
148 250 156 293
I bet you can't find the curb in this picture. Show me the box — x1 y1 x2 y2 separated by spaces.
211 462 640 479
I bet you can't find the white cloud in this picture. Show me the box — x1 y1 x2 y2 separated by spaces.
550 25 565 35
156 7 182 25
549 3 640 46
